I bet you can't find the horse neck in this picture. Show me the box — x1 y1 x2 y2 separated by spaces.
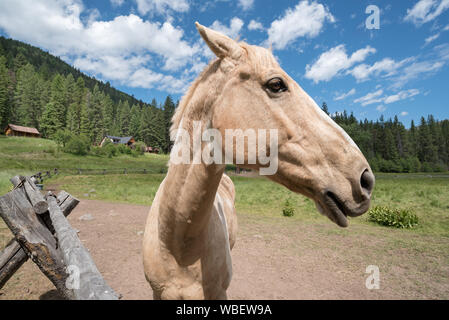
157 63 228 262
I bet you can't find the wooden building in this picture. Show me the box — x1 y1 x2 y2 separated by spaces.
100 135 135 147
4 124 41 138
145 146 160 154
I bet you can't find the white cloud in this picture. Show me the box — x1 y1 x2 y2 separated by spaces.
334 88 356 101
135 0 189 16
424 33 440 45
354 90 384 106
305 45 376 83
0 0 199 93
349 57 412 82
238 0 254 11
248 20 264 31
210 17 244 39
267 0 335 50
354 89 420 106
383 89 420 104
376 105 387 112
400 111 409 116
110 0 124 6
394 60 445 87
404 0 449 25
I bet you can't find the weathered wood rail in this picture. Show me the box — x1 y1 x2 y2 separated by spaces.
0 175 119 300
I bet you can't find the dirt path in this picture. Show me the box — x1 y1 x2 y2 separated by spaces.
1 199 448 300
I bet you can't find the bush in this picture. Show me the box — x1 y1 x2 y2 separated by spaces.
368 206 419 229
282 198 295 217
53 129 73 148
91 146 107 157
103 143 117 158
134 141 146 155
63 135 90 155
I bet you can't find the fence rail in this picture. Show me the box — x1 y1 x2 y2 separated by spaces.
31 167 168 184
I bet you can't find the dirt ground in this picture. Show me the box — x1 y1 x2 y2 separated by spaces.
1 199 448 300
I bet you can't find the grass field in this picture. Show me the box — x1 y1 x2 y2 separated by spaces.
1 136 449 299
0 136 168 194
1 136 448 235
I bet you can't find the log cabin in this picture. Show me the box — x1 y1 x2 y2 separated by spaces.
4 124 41 138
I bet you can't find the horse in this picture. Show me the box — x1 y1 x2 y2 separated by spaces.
142 22 375 300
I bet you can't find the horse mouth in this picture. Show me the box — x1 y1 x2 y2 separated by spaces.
316 191 351 228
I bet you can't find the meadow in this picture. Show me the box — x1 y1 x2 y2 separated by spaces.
1 136 448 236
1 136 449 299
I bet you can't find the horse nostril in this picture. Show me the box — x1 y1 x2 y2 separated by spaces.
360 169 374 196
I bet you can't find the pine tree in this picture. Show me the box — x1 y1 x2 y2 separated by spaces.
0 55 10 129
118 100 131 136
80 91 90 137
102 95 114 135
129 104 141 140
87 84 105 144
14 63 40 127
162 96 176 153
321 102 329 115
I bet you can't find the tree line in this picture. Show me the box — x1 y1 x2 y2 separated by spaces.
0 36 447 172
322 103 449 173
0 36 176 153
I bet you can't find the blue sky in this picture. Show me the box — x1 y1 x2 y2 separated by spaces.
0 0 448 125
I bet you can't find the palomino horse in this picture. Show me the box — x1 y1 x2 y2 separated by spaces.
142 22 375 300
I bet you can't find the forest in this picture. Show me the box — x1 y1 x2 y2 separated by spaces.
0 36 175 154
0 36 448 172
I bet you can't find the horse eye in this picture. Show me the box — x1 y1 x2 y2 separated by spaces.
266 78 287 93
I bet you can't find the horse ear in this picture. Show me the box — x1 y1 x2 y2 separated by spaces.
195 22 243 60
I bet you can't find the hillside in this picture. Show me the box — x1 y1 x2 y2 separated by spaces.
0 36 147 107
0 36 176 153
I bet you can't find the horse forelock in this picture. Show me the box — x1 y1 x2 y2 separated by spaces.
169 42 279 141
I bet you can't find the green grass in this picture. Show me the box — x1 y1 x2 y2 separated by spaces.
44 172 449 237
0 136 169 172
0 136 169 195
2 135 448 237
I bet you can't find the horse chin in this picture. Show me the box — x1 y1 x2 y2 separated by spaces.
315 201 348 228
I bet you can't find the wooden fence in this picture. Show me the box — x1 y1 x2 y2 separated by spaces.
0 175 119 300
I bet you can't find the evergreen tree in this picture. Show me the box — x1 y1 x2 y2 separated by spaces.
87 84 105 144
14 63 40 127
321 102 329 115
118 100 131 136
162 96 176 153
129 104 141 140
80 91 90 137
0 55 10 129
102 94 114 135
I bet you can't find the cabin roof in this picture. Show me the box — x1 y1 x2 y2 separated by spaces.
105 135 134 144
6 124 40 135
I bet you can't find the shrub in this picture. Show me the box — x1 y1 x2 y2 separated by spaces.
103 143 117 158
63 135 90 155
368 206 419 229
91 146 107 157
282 198 295 217
116 144 127 154
134 141 146 155
53 129 73 148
